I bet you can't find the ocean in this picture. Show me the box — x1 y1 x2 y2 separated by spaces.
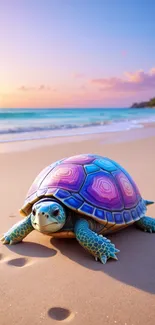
0 108 155 143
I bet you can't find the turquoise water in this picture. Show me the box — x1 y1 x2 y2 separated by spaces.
0 108 155 142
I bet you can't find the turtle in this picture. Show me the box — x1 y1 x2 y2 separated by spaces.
1 153 155 264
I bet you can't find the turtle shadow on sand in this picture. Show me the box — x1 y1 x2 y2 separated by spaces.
6 241 57 258
51 226 155 294
3 226 155 293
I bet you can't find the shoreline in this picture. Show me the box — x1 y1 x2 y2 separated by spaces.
1 108 155 144
0 121 155 153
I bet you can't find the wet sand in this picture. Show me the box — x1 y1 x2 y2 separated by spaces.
0 126 155 325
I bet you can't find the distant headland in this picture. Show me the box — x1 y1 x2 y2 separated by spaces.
131 97 155 108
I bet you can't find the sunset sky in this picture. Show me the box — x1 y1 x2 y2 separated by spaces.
0 0 155 108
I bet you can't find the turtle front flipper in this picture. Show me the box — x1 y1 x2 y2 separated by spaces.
74 219 120 264
1 215 34 245
135 216 155 233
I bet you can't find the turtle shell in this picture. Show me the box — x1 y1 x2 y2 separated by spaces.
20 154 146 236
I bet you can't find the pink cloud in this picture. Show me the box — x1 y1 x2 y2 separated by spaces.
91 68 155 93
18 85 51 91
18 86 34 91
38 84 50 91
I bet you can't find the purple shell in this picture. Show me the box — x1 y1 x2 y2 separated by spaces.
22 154 146 225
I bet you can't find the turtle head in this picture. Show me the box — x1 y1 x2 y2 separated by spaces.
31 199 66 234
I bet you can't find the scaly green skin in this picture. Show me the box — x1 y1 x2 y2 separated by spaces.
1 212 155 264
1 215 33 244
135 216 155 233
74 219 120 264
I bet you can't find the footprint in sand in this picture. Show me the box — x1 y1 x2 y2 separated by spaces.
7 257 30 267
48 307 75 322
0 255 34 268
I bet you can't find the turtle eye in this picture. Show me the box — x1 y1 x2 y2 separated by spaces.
53 208 59 217
32 209 36 216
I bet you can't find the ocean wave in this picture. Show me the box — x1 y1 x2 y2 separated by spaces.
0 119 143 135
0 111 155 143
0 118 146 143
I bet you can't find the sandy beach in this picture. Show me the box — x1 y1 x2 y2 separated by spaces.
0 126 155 325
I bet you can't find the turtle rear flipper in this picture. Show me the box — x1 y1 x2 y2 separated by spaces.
135 216 155 233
